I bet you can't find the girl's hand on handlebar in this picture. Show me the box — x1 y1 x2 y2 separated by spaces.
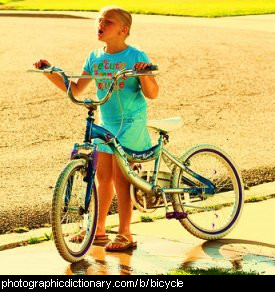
134 62 153 71
33 59 51 69
134 63 158 99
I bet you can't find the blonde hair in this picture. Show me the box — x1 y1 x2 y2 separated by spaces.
98 6 132 36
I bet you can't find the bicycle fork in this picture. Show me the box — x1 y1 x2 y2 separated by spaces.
70 145 98 215
82 149 98 214
72 110 98 215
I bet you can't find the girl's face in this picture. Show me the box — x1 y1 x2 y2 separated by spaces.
96 11 128 43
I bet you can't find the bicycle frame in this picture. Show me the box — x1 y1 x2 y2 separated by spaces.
29 66 215 211
72 110 216 212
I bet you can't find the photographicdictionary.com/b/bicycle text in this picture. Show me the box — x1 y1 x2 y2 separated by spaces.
0 275 261 289
0 276 188 290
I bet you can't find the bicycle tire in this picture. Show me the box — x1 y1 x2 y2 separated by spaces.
51 158 98 263
171 144 244 240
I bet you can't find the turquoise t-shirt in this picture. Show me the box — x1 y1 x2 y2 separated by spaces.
83 45 150 123
83 46 152 154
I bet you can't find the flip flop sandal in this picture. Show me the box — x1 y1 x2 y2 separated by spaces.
105 234 137 252
69 231 86 243
70 232 110 244
93 235 111 245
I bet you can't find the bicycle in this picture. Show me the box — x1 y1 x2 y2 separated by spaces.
28 65 244 263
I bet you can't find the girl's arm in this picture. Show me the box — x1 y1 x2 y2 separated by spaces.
135 62 159 99
33 59 92 97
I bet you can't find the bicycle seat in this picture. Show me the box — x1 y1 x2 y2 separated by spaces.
147 117 183 132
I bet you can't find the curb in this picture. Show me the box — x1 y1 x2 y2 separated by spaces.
0 208 164 252
0 10 95 19
0 181 274 252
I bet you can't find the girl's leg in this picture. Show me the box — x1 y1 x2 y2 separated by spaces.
96 152 114 237
108 156 134 249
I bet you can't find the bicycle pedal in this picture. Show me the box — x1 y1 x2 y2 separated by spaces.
166 212 187 220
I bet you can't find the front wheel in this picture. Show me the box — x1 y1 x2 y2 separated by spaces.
51 158 98 263
171 144 244 240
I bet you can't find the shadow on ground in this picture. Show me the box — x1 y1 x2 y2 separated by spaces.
65 237 275 275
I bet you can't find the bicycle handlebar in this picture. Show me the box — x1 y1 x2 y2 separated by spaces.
27 65 158 109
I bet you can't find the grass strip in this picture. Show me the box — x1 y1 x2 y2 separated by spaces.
28 232 52 245
1 0 275 17
168 267 259 275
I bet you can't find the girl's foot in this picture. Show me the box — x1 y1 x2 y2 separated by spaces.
70 231 110 244
69 231 85 243
105 234 137 252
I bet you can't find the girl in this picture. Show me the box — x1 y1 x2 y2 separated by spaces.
34 6 159 252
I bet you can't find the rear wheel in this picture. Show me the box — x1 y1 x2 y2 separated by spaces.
51 158 98 262
171 145 244 240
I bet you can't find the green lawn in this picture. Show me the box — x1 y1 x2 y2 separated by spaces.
1 0 275 17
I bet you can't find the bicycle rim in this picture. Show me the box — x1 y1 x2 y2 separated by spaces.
171 145 244 240
52 159 98 262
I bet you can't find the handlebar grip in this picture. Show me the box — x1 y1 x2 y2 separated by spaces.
39 64 51 70
145 65 158 71
135 65 158 72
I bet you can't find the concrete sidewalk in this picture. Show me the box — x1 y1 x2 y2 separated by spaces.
0 182 274 252
0 10 96 19
0 197 274 275
0 182 274 274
